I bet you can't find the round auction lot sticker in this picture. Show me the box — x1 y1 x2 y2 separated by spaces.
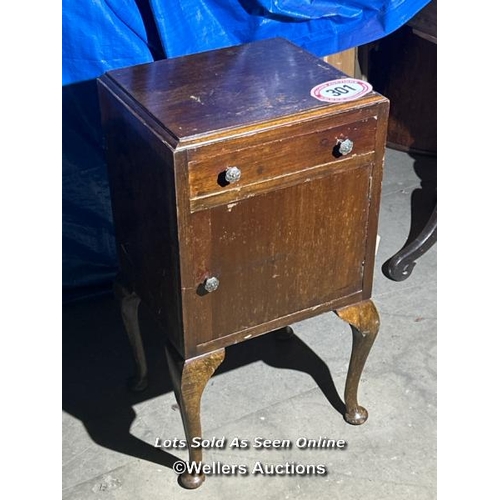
310 79 373 103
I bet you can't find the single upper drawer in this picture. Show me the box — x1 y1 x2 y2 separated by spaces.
187 111 378 211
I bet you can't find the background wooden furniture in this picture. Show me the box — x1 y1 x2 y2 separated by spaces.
98 37 389 488
359 0 437 280
323 48 357 76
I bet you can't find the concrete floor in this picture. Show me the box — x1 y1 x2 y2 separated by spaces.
62 148 437 499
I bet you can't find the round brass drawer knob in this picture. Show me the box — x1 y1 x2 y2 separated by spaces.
204 276 220 293
338 138 354 155
225 166 242 183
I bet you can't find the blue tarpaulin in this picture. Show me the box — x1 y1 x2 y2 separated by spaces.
62 0 431 300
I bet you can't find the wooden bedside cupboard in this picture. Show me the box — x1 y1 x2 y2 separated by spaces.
97 37 389 489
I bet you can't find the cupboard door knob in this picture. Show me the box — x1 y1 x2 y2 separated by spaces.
338 138 354 155
204 276 220 293
225 166 242 183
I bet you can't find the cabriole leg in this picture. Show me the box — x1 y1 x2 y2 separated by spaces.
114 281 148 392
335 300 380 425
165 346 225 489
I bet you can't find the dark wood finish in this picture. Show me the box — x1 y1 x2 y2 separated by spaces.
99 87 184 353
362 24 436 155
182 163 373 348
164 345 225 489
187 112 378 209
365 1 437 280
383 1 437 280
98 38 389 488
103 38 371 142
336 300 380 425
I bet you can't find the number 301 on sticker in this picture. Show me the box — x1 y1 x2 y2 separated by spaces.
310 78 373 103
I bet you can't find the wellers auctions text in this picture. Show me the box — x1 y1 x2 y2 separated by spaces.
177 461 328 476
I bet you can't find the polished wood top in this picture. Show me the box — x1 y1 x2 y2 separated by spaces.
102 38 380 142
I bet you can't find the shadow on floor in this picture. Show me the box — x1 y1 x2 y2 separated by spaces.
62 293 346 471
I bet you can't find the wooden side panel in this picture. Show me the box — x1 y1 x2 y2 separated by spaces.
97 79 184 353
362 26 434 154
361 100 390 300
181 162 373 352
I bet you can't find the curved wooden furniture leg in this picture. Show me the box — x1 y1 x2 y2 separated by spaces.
384 205 437 281
165 346 225 489
114 282 148 392
335 300 380 425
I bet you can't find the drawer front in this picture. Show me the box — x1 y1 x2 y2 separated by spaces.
187 113 378 212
